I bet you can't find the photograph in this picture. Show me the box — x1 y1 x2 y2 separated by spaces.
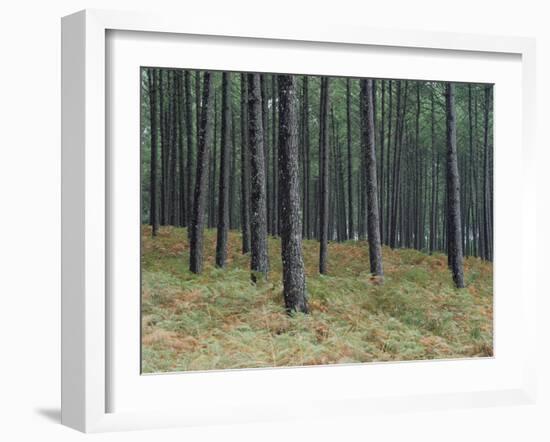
140 68 493 374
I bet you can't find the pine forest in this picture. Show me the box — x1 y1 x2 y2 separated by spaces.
140 68 493 373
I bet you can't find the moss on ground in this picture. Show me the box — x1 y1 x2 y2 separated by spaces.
141 226 493 373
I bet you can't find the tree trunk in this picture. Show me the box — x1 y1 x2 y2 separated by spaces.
240 74 251 254
346 79 354 240
362 79 384 276
319 77 330 274
379 80 385 243
445 83 465 288
184 70 194 228
176 71 186 227
272 75 279 237
216 72 232 268
189 72 214 274
247 73 269 280
301 77 310 239
147 68 159 236
278 74 309 314
483 85 492 261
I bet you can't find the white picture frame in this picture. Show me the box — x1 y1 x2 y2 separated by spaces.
61 9 537 433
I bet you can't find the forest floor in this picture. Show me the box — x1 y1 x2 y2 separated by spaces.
141 226 493 373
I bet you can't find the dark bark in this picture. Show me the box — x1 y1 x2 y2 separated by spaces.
247 73 269 280
385 80 393 245
147 68 159 236
216 73 232 268
189 72 214 274
209 93 218 228
261 75 271 235
229 98 238 229
445 83 465 288
318 77 330 274
159 70 167 225
240 74 251 254
176 72 186 227
482 85 492 261
301 77 310 239
379 80 385 243
278 74 309 314
346 79 354 240
361 79 384 276
271 75 279 236
184 71 194 227
429 88 438 253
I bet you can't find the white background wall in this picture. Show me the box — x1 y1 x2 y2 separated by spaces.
0 1 547 440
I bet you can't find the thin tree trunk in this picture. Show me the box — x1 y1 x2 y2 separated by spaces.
445 83 465 288
429 88 437 253
216 73 232 268
189 72 214 274
483 85 492 261
176 71 186 227
229 98 238 230
147 68 159 236
184 71 194 228
319 77 330 274
272 75 279 237
301 77 310 239
379 80 385 243
240 74 251 254
346 79 354 240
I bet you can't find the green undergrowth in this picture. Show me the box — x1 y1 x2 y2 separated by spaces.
141 226 493 373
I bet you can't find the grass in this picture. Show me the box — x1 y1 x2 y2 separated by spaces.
141 225 493 373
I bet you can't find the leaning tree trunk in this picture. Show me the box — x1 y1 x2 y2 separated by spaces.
445 83 465 288
361 79 384 277
319 77 330 274
278 74 309 314
147 68 159 237
189 72 214 274
215 72 232 268
247 73 269 281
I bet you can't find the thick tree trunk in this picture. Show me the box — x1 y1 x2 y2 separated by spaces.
278 74 309 314
189 72 214 274
147 68 159 236
445 83 465 288
319 77 330 274
362 79 384 276
247 73 269 280
216 73 232 268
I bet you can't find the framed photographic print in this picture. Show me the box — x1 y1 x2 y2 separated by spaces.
61 9 537 432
